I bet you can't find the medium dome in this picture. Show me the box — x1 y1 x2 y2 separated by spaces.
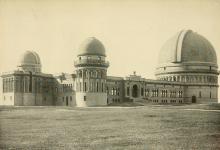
20 51 41 65
78 37 106 57
158 30 217 66
18 51 41 73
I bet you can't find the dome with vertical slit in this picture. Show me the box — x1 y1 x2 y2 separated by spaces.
158 29 217 66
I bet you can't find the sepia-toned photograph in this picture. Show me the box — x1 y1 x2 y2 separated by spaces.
0 0 220 149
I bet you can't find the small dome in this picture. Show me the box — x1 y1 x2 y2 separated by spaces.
158 30 217 66
18 51 41 73
20 51 41 65
78 37 106 57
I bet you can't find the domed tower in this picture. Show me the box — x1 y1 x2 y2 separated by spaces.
18 51 42 73
74 37 109 107
155 29 219 103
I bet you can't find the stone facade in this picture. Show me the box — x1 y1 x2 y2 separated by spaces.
0 70 55 106
0 30 219 107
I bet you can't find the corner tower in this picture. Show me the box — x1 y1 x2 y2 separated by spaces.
74 37 109 107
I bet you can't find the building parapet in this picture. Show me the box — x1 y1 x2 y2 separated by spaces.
1 70 54 78
107 76 124 81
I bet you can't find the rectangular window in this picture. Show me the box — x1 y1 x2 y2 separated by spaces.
84 96 86 101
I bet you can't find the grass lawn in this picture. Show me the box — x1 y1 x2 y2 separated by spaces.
0 104 220 150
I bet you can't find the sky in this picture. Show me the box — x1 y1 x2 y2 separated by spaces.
0 0 220 79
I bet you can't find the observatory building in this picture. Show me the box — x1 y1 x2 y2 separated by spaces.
0 30 219 106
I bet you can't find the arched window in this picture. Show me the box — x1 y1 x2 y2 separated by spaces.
199 91 202 98
96 82 99 92
141 88 144 96
98 71 101 78
177 76 180 82
117 88 120 96
132 85 138 98
204 76 206 82
114 88 117 95
127 87 130 96
101 82 104 92
156 89 159 97
111 88 114 95
208 76 211 82
79 70 82 78
186 76 189 82
85 70 88 78
89 71 92 78
84 82 87 92
94 71 97 78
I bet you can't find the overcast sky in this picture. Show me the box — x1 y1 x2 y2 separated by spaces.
0 0 220 79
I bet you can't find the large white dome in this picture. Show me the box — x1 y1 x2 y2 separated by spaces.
155 29 218 80
158 29 217 66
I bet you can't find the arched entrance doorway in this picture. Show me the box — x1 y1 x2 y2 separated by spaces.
132 84 138 98
192 96 196 103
